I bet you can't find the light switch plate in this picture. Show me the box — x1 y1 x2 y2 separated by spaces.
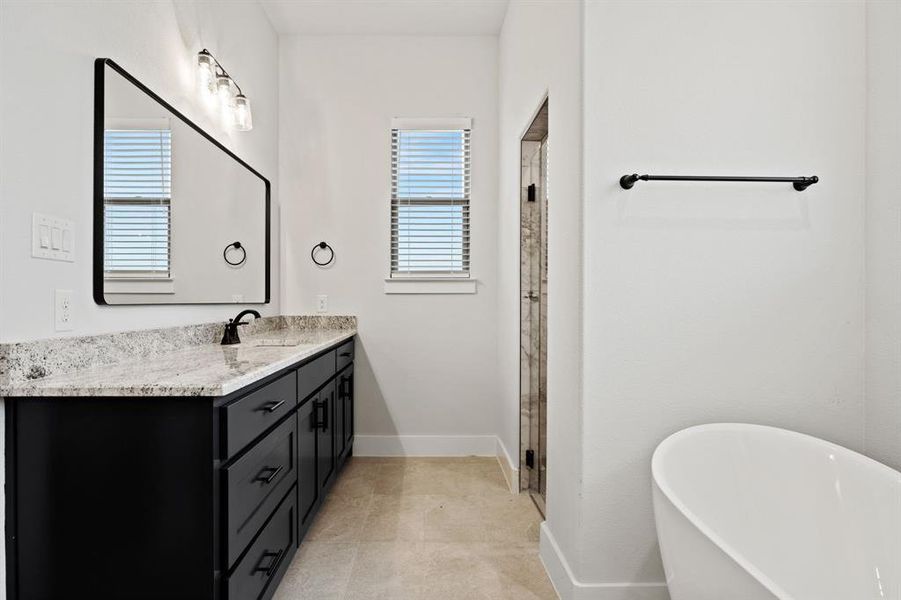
33 213 74 262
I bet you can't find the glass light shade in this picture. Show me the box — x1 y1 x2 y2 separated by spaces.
233 94 253 131
197 51 216 96
216 75 234 109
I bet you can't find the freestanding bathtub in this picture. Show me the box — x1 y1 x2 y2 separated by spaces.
652 423 901 600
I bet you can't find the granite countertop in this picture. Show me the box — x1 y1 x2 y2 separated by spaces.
1 327 356 398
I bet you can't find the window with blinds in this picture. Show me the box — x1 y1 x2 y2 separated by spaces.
103 127 171 278
391 122 471 277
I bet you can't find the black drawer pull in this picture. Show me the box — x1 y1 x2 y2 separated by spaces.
254 465 283 484
339 352 351 357
257 399 286 413
253 548 285 577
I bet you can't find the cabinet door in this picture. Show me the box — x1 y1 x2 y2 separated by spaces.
297 396 318 527
335 376 346 459
316 381 336 489
342 365 354 449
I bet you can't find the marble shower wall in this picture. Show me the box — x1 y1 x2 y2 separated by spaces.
520 138 548 496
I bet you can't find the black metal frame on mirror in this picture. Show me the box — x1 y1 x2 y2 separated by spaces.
93 58 270 306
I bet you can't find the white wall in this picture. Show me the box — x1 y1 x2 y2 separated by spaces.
0 1 279 593
578 0 866 596
497 0 584 592
0 0 280 344
279 35 500 454
865 0 901 471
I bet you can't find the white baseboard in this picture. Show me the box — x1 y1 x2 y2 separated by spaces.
353 434 497 457
540 522 670 600
495 437 519 493
540 522 575 599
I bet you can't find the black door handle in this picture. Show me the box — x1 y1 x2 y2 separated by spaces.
254 465 283 485
313 400 328 431
253 548 285 577
258 399 286 413
310 402 320 430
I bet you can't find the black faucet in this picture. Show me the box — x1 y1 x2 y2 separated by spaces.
221 309 261 345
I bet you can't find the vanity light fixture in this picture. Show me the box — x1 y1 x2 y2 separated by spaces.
216 74 233 108
233 94 253 131
196 50 216 95
196 48 253 131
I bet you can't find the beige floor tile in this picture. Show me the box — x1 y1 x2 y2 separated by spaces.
358 494 428 541
272 541 358 600
422 495 487 542
343 542 434 600
369 461 410 495
286 457 557 599
477 494 543 543
304 491 374 543
374 459 507 497
477 543 558 599
330 459 382 498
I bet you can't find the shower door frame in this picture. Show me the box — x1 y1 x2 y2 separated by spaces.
519 97 548 516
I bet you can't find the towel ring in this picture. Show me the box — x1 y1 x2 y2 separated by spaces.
311 241 334 267
223 241 246 266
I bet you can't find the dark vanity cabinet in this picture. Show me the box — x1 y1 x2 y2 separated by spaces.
339 364 355 455
5 337 355 600
296 394 319 531
315 381 337 490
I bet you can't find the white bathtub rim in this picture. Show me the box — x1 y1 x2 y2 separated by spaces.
651 422 901 600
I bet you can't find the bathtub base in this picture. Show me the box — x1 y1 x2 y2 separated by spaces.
651 423 901 600
653 483 779 600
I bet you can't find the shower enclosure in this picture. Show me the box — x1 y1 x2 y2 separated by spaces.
520 99 548 514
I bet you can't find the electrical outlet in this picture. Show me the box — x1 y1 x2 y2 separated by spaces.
316 295 328 313
54 289 73 332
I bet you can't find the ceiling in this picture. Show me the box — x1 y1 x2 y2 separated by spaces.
259 0 510 36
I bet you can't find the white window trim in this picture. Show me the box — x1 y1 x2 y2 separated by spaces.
387 116 475 293
104 277 175 295
384 277 477 295
391 117 472 131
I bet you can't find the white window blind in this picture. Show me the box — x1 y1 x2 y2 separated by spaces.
103 127 171 277
391 121 471 277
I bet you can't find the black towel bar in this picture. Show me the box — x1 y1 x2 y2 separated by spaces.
619 174 819 192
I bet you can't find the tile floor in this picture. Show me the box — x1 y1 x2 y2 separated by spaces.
273 457 557 600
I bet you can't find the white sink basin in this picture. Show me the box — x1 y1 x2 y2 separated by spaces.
248 338 302 347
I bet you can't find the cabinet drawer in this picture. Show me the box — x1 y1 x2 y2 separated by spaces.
297 350 335 402
336 339 354 372
224 416 297 568
227 489 296 600
224 372 296 458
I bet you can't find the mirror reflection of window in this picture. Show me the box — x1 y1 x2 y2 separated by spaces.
103 120 171 280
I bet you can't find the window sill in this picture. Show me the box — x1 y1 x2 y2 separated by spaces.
384 277 477 295
104 278 175 295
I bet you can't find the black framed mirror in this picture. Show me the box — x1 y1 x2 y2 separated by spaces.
93 58 270 305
